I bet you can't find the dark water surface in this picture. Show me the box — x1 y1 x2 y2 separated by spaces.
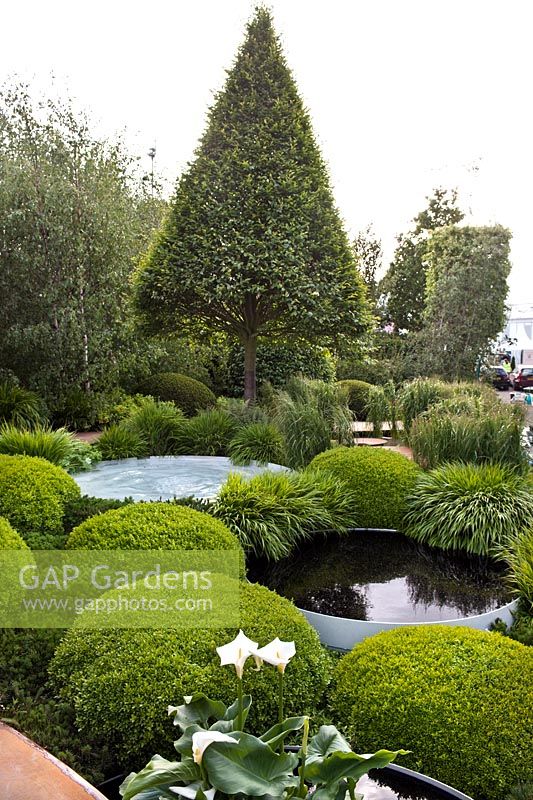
251 531 511 622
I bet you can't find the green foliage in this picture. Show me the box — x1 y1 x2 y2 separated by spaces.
179 409 239 456
506 783 533 800
217 397 269 426
0 424 99 472
492 600 533 647
398 377 454 432
271 377 353 469
421 225 512 379
49 581 332 766
123 399 186 456
213 469 359 560
408 405 527 470
62 495 134 534
500 531 533 603
139 372 216 417
403 462 533 556
0 381 46 427
336 380 374 420
65 503 244 564
134 9 371 400
228 423 286 466
309 446 421 530
380 188 464 334
96 425 148 459
364 383 398 437
0 85 167 407
0 454 80 538
331 626 533 800
226 341 336 397
0 516 29 549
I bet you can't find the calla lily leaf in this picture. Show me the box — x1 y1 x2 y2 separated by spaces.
174 724 205 756
202 731 299 797
305 749 408 786
259 716 307 748
223 694 252 726
119 755 199 800
169 693 227 730
307 725 351 763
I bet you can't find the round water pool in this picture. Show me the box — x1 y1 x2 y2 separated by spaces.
251 530 514 646
73 456 287 501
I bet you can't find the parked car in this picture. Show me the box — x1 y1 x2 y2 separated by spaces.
512 365 533 391
488 366 512 390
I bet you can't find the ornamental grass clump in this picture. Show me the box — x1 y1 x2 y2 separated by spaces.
331 625 533 800
179 409 239 456
96 425 148 460
114 624 404 799
403 462 533 556
213 469 359 560
228 422 286 466
0 424 99 472
123 399 186 456
0 381 45 428
408 404 527 471
499 531 533 604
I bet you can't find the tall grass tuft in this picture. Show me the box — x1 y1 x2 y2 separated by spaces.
408 405 527 471
403 462 533 556
213 469 359 560
499 532 533 604
271 377 353 469
96 426 148 460
398 377 454 432
0 382 45 428
0 424 99 472
179 409 239 456
228 422 286 465
123 400 186 455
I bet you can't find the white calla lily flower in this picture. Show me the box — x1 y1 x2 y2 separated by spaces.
254 637 296 674
192 730 236 764
216 629 258 679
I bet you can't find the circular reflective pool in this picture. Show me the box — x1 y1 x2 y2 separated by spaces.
252 530 511 623
74 456 287 501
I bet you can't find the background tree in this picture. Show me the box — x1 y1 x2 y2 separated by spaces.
380 188 464 333
352 224 382 310
0 84 166 407
134 7 372 401
420 225 511 379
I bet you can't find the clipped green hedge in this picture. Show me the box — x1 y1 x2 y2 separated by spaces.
336 380 374 420
403 462 533 556
331 626 533 800
140 372 216 417
0 455 80 539
309 446 420 530
66 503 243 563
50 581 332 767
0 516 29 549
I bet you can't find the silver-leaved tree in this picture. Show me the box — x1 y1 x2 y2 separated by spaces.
134 7 372 401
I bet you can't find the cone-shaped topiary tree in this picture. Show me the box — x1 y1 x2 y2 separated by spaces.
134 7 371 401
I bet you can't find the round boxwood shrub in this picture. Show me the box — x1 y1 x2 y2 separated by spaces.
0 455 80 539
49 581 332 767
403 462 533 556
336 380 374 420
309 446 421 530
66 503 243 564
140 372 216 417
331 626 533 800
0 516 29 549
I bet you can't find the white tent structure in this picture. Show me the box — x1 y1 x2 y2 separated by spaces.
500 303 533 365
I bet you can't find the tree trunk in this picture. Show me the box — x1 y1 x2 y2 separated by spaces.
243 334 257 402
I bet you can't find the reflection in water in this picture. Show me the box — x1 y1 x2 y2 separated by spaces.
356 768 466 800
252 531 510 623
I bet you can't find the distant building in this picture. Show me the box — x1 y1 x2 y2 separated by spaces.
499 303 533 365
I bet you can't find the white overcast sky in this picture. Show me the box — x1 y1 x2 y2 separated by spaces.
1 0 531 303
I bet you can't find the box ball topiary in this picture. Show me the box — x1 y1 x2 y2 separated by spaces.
309 446 420 530
0 455 80 540
49 581 332 767
0 516 29 549
139 372 216 417
65 503 245 571
330 626 533 800
336 380 374 420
